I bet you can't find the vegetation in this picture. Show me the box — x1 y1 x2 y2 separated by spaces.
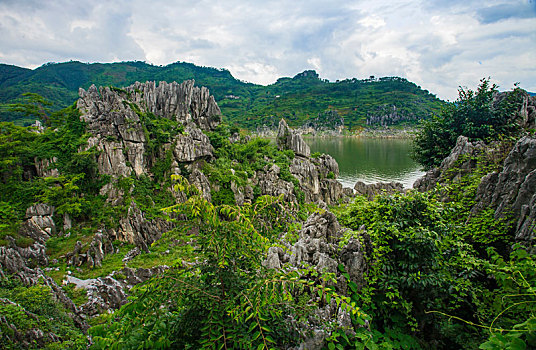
413 78 525 169
0 62 444 130
90 180 357 349
0 78 534 349
0 277 86 349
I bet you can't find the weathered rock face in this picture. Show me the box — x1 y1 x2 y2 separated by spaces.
277 119 311 157
0 243 88 331
34 157 59 178
354 181 404 200
274 119 347 205
494 90 536 130
263 210 366 349
124 80 221 131
77 80 220 186
67 276 127 317
65 232 113 268
19 203 56 244
472 136 536 246
173 125 214 162
255 164 297 202
77 81 220 249
414 136 487 192
64 265 167 317
414 133 536 247
189 168 212 202
110 202 173 252
519 92 536 130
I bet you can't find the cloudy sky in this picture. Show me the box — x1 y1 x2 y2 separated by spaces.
0 0 534 100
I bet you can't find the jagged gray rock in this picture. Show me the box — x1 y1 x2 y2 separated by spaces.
414 136 486 192
77 80 220 200
112 202 174 251
65 266 167 317
263 209 365 349
66 275 127 317
65 231 112 268
255 164 297 202
34 157 59 178
0 244 88 331
277 119 311 157
354 181 404 200
189 168 212 202
472 136 536 246
124 80 221 131
414 133 536 247
19 203 56 244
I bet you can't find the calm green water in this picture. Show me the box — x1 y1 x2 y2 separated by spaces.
305 137 424 189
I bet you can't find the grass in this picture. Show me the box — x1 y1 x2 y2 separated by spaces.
128 228 196 269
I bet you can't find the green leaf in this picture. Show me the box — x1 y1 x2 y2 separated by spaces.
509 337 527 350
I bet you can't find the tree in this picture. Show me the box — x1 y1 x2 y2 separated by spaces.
413 78 524 169
1 92 52 125
90 176 358 349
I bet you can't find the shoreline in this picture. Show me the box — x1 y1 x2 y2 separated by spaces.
251 128 417 139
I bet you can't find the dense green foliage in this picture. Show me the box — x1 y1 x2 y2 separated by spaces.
0 62 444 130
0 277 86 349
90 179 358 349
413 79 525 168
1 78 534 349
337 183 534 349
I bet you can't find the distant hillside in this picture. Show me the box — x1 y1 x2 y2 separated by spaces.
0 61 444 129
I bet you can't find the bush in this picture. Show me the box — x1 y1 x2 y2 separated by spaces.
413 79 525 169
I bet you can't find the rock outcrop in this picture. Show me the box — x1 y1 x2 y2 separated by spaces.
0 243 88 331
277 119 310 157
472 136 536 246
414 136 487 192
111 202 174 252
414 134 536 247
255 164 297 203
65 265 167 317
77 80 220 249
263 210 367 349
354 181 404 200
18 203 56 244
77 80 220 192
65 231 114 268
276 119 347 205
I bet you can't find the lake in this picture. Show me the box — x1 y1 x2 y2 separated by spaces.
305 137 425 189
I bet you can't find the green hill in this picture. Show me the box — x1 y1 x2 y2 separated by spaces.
0 61 444 129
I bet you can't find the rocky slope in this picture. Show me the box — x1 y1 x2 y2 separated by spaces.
1 80 354 334
414 134 536 248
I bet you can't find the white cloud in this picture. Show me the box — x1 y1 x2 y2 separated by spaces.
0 0 534 100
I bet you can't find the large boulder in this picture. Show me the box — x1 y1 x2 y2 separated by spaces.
354 181 404 200
277 119 311 157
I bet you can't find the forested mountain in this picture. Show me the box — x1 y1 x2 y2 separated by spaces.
0 61 444 129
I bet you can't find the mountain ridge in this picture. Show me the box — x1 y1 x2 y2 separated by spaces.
0 60 444 130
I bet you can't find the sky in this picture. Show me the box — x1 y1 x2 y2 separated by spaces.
0 0 535 100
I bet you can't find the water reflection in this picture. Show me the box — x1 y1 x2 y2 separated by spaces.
305 137 424 189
